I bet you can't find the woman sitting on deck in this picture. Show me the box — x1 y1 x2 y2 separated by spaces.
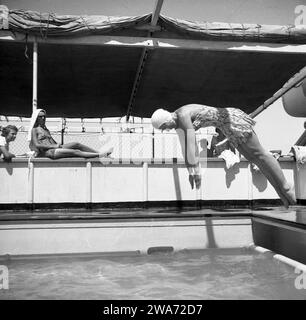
151 104 296 208
0 125 18 162
28 109 113 160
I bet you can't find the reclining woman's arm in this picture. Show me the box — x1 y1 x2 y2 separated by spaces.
31 128 61 151
0 146 15 162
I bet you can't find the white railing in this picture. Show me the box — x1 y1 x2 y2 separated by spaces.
1 116 216 159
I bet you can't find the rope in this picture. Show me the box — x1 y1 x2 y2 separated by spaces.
38 12 51 38
287 25 295 41
23 34 32 64
44 13 51 39
256 24 261 41
80 15 96 34
228 23 235 39
39 12 44 38
241 23 246 40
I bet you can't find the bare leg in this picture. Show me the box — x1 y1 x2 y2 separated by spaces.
237 142 290 207
53 148 100 159
62 142 113 157
236 132 296 207
62 142 99 153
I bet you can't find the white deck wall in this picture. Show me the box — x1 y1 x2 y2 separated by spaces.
0 158 302 205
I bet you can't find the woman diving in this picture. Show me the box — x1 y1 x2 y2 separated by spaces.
151 104 296 208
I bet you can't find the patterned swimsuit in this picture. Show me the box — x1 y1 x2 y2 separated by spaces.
192 106 256 148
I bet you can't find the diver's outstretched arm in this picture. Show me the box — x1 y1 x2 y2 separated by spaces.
176 113 201 189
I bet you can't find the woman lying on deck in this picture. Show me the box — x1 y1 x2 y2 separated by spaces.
0 125 18 162
28 109 113 160
151 104 296 208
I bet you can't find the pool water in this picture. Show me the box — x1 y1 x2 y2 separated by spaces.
0 250 305 300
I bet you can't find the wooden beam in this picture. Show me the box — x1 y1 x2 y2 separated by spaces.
125 0 164 120
295 129 306 146
126 47 148 121
1 31 306 54
134 24 161 32
151 0 164 27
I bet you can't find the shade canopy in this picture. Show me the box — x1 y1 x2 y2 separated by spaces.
1 8 306 118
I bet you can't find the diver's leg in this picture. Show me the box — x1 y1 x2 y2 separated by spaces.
237 142 290 207
236 132 296 207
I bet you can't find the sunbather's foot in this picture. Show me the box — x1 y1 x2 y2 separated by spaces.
99 147 113 158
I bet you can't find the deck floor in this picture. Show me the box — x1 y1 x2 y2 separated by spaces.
0 206 305 227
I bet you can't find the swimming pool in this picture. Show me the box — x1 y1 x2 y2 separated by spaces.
0 249 305 300
0 206 305 300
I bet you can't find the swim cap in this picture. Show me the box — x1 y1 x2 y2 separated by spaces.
151 108 173 129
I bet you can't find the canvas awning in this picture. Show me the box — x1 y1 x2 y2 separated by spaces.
6 9 306 42
1 7 306 118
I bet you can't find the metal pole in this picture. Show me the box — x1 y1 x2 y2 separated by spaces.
250 66 306 118
28 161 34 204
125 0 164 120
126 47 148 121
32 40 38 113
86 161 92 204
143 162 148 202
151 0 164 27
61 118 66 145
152 130 155 159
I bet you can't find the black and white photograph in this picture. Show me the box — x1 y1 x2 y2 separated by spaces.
0 0 306 307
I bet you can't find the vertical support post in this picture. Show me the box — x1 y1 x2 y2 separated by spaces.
28 161 34 204
143 162 148 202
32 40 38 113
86 161 92 205
195 163 202 208
247 162 254 206
293 161 300 202
152 130 155 160
61 118 66 145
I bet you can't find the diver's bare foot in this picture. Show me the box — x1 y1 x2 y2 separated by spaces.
285 185 296 206
279 194 289 209
280 184 296 208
